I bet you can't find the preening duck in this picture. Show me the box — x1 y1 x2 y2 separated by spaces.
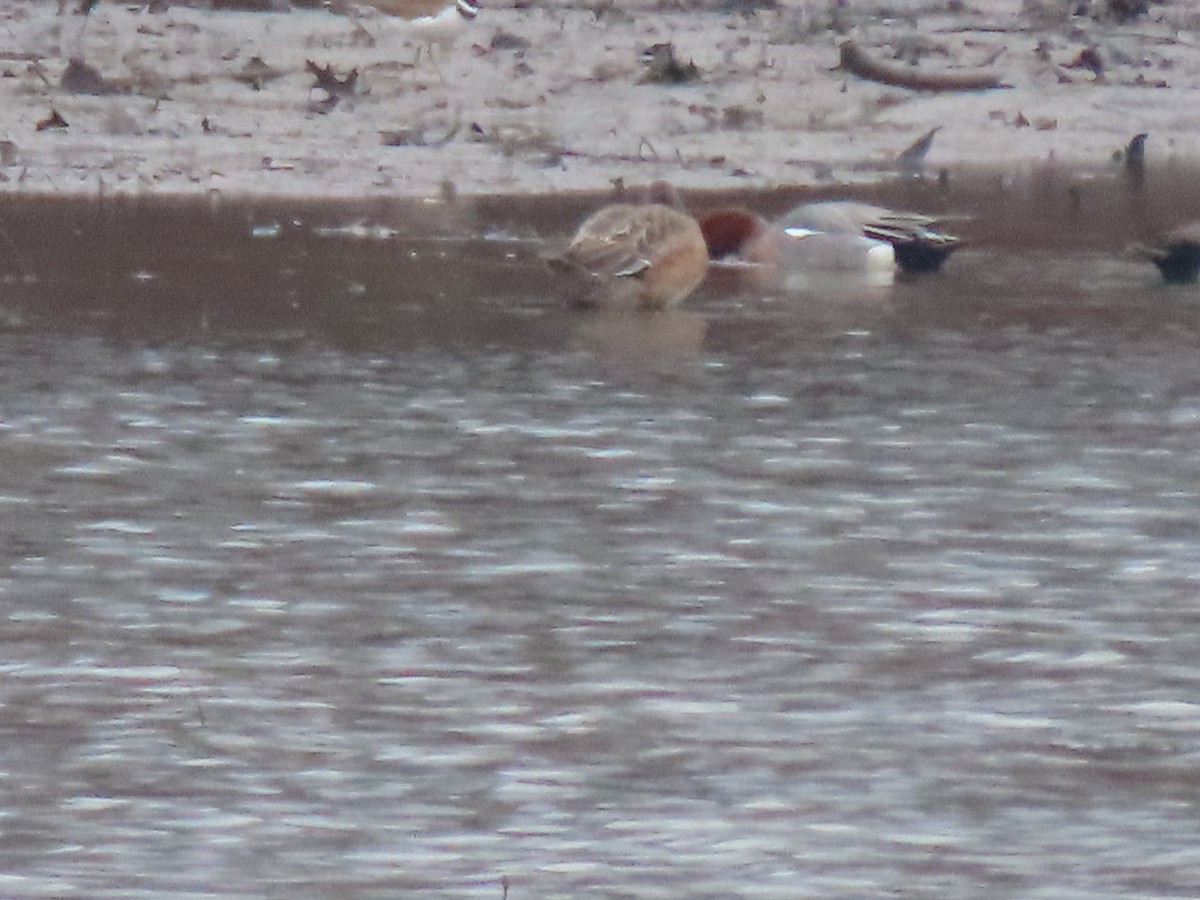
700 200 961 283
551 182 709 310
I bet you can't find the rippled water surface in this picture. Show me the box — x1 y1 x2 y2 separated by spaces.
3 175 1200 899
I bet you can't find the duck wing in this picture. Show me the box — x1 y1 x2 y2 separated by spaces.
560 204 675 279
777 202 958 273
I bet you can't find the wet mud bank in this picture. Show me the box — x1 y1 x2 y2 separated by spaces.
1 1 1199 199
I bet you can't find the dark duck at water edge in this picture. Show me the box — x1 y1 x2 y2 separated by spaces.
1131 222 1200 284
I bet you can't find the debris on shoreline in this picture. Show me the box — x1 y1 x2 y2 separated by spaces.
837 42 1012 93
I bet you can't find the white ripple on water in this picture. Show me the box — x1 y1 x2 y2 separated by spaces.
0 875 81 898
1130 701 1200 728
290 478 378 500
153 587 211 603
55 459 147 480
79 519 155 535
461 553 586 579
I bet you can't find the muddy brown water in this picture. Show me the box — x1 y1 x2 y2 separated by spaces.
3 166 1200 899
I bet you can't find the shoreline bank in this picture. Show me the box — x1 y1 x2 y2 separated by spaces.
0 1 1194 200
